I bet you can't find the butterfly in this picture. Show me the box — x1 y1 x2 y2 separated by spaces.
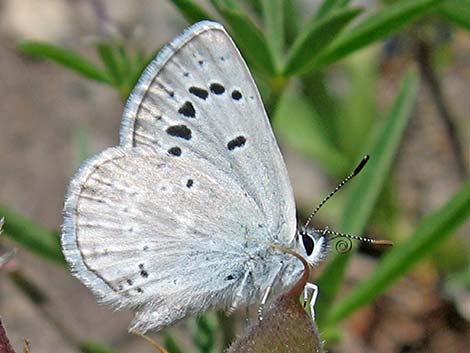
62 21 333 333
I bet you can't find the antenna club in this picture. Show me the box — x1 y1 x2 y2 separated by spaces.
372 239 394 246
303 154 370 230
353 155 370 176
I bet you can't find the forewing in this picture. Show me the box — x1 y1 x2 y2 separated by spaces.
62 146 266 332
120 21 296 243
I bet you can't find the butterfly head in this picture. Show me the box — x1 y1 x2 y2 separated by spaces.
297 228 329 266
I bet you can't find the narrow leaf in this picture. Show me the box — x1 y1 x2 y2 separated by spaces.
0 206 65 266
326 182 470 325
193 315 216 352
210 0 239 10
96 42 123 85
261 0 285 65
121 50 157 100
273 93 349 177
312 0 441 69
438 0 470 30
19 41 111 84
315 71 420 323
315 0 351 19
283 7 362 76
300 72 341 149
283 0 301 42
164 334 185 353
168 0 213 23
216 7 277 75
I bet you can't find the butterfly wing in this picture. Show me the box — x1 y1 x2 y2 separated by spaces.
62 21 299 333
120 21 296 244
62 146 270 332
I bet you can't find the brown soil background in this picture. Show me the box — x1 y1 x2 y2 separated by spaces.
0 1 468 352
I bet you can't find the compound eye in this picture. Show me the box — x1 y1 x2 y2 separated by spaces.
301 233 315 256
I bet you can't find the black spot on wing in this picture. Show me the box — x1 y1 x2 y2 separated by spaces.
178 101 195 118
138 264 149 278
231 90 242 100
168 146 182 156
210 83 225 95
189 86 208 100
186 179 194 188
227 136 246 151
166 125 192 140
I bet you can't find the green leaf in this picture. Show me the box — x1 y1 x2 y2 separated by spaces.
19 41 111 84
315 71 420 324
300 72 341 149
120 50 157 100
312 0 441 70
164 333 185 353
326 182 470 325
115 43 132 83
215 6 277 75
193 314 216 353
283 7 362 76
211 0 239 10
283 0 301 42
438 0 470 30
96 42 123 86
261 0 285 66
168 0 213 23
0 206 65 266
80 342 121 353
336 47 379 156
315 0 352 19
244 0 263 14
273 93 349 177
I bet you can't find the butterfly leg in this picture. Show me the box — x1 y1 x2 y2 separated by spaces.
257 263 285 321
257 286 272 321
303 282 319 320
229 270 251 313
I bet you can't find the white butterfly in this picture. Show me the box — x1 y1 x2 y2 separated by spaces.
61 21 328 333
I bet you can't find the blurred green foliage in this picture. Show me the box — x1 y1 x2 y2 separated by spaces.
1 0 469 352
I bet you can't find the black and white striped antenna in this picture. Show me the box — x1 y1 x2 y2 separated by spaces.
304 155 370 230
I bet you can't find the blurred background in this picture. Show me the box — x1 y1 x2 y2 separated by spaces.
0 1 468 352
